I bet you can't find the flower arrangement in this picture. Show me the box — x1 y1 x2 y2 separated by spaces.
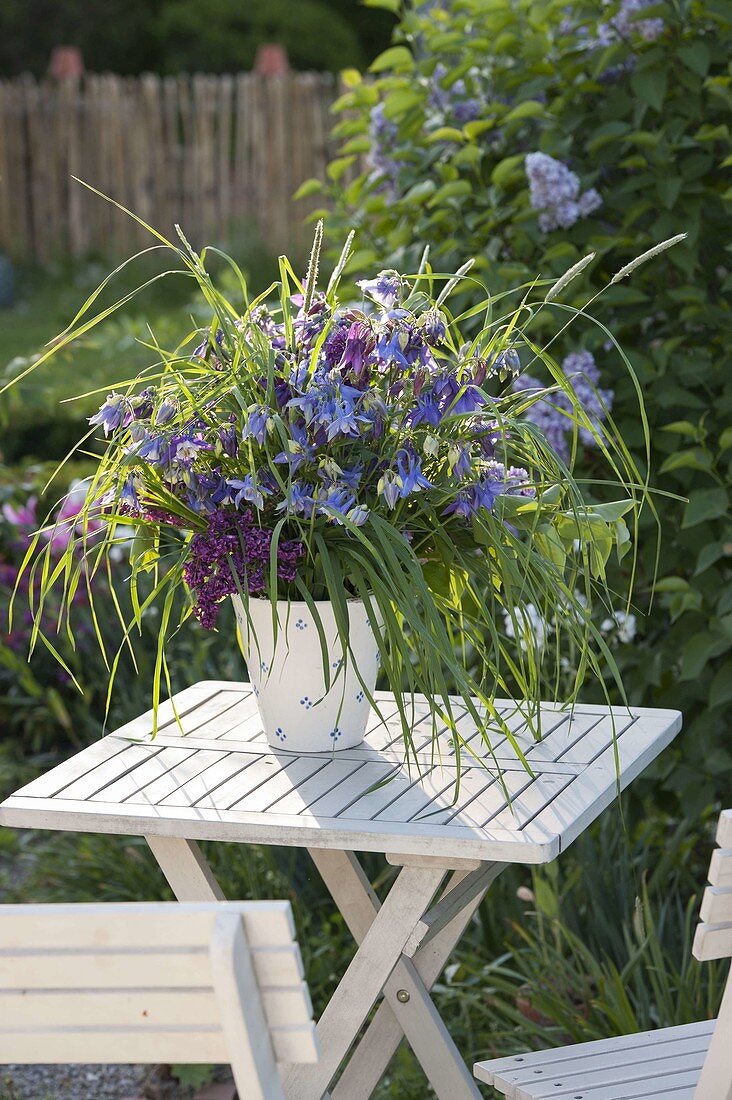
12 217 666 761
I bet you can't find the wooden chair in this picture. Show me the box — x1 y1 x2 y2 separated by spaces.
474 808 732 1100
0 900 318 1100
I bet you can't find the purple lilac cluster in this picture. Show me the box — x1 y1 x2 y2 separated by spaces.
512 350 614 463
367 104 401 197
597 0 664 46
183 510 304 629
427 63 483 126
525 152 602 233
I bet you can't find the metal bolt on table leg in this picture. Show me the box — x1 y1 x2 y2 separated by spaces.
396 989 410 1003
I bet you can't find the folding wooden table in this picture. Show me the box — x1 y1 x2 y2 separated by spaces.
0 680 682 1100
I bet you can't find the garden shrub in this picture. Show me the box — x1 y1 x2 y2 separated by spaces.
317 0 732 814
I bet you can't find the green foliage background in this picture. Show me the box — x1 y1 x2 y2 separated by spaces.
318 0 732 816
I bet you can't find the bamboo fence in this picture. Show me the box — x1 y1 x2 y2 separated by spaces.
0 71 337 263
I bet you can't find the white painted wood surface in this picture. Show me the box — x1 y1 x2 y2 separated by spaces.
476 808 732 1100
0 900 318 1098
0 680 682 865
0 682 682 1100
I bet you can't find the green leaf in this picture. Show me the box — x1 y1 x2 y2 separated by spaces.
370 46 413 73
681 488 728 528
362 0 400 10
695 543 724 576
503 100 545 125
403 179 437 204
326 156 356 183
429 179 473 203
680 633 728 681
631 69 667 111
463 119 495 140
679 42 711 76
292 177 323 201
710 662 732 709
719 427 732 453
587 500 635 522
491 154 525 189
382 89 422 119
660 420 699 437
658 448 713 475
427 126 465 143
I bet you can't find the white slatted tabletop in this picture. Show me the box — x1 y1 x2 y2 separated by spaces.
0 679 681 864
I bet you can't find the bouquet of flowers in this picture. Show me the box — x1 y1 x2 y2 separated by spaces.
13 219 671 760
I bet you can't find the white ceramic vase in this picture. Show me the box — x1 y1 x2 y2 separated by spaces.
232 596 381 753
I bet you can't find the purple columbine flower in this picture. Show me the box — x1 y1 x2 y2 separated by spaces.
435 373 487 416
339 320 375 383
357 270 401 310
155 399 177 426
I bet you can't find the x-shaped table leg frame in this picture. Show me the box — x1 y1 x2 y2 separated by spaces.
145 835 503 1100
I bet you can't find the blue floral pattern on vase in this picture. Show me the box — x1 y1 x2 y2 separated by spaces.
300 695 313 709
330 727 342 741
274 726 287 742
356 689 365 702
295 618 307 630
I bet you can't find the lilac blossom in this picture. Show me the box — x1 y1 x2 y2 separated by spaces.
597 0 664 46
525 152 603 233
512 350 614 461
183 509 303 629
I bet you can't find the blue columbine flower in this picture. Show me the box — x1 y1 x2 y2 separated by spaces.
277 481 316 519
227 475 272 511
315 483 357 523
274 420 316 472
435 373 487 416
420 309 447 346
243 405 271 446
448 443 472 479
407 390 442 428
347 504 370 527
396 447 432 497
89 393 127 436
357 270 401 310
377 471 401 510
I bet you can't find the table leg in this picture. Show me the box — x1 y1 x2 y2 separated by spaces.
145 835 225 901
332 871 494 1100
284 858 446 1100
313 850 495 1100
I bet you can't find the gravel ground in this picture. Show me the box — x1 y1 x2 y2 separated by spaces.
0 1065 187 1100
